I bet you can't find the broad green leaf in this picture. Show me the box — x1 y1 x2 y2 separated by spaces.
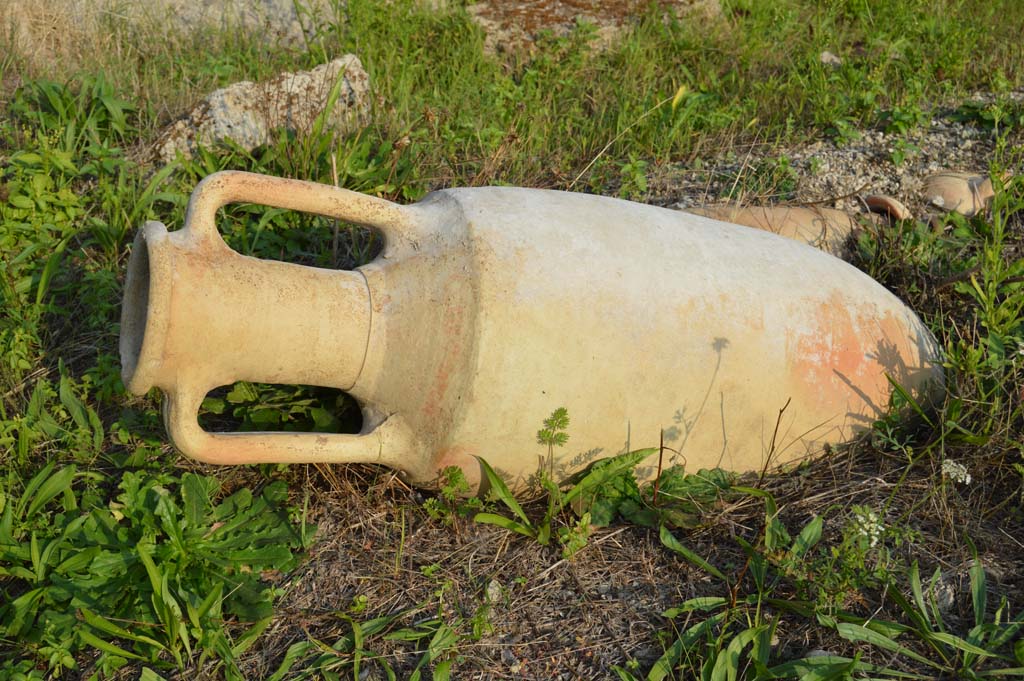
611 666 642 681
30 532 41 581
475 457 531 526
59 367 93 434
646 636 684 681
80 608 165 648
789 515 822 559
0 565 34 580
266 640 316 681
970 556 987 630
153 492 185 552
201 396 228 415
55 545 99 576
8 194 34 209
836 622 938 668
226 381 260 404
35 237 67 306
434 659 453 680
12 151 43 165
351 617 365 679
924 631 997 658
536 518 551 545
428 621 458 657
181 473 216 530
885 577 936 636
751 618 776 669
78 628 146 661
711 625 766 681
232 616 272 657
472 512 536 538
653 467 732 503
187 581 224 628
909 562 933 630
129 160 177 223
563 448 655 506
980 667 1024 677
24 464 76 520
248 408 281 426
3 587 44 636
659 525 727 582
765 516 790 553
767 655 928 679
978 613 1023 652
663 597 729 617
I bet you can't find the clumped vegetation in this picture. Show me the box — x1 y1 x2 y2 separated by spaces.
2 0 1024 678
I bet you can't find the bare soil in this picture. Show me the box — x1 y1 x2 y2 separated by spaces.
211 432 1024 679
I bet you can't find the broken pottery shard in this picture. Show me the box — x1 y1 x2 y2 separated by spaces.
922 172 999 217
684 204 875 257
864 194 913 221
155 55 369 163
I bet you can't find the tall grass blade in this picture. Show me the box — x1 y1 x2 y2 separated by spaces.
885 373 935 427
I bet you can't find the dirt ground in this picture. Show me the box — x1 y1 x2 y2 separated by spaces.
210 436 1024 679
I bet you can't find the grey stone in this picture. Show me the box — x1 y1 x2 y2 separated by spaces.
463 0 722 54
155 55 369 163
820 50 843 67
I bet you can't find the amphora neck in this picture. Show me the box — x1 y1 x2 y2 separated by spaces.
120 221 371 399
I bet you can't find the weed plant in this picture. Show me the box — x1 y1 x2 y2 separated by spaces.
1 0 1024 677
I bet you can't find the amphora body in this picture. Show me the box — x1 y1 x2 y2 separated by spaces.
121 171 943 492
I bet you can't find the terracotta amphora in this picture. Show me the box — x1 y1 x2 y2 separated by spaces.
121 171 943 492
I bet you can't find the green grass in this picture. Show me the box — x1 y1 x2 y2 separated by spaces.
2 0 1024 677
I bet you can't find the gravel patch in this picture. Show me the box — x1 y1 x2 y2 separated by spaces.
649 98 1023 225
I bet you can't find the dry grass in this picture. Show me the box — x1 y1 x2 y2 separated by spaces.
175 425 1023 679
4 0 201 77
0 0 323 137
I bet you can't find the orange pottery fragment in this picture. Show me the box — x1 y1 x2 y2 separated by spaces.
922 171 1006 217
685 204 877 257
864 194 913 221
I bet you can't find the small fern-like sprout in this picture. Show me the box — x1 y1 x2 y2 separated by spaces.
537 407 570 479
537 407 570 447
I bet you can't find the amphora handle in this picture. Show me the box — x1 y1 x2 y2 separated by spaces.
183 170 411 245
130 171 418 469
